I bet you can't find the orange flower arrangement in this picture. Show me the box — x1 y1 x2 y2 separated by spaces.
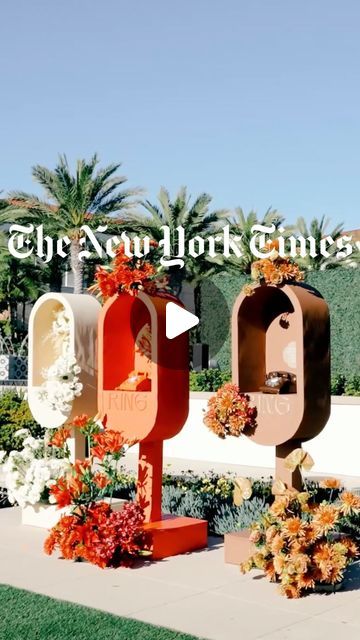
251 256 304 286
320 477 342 490
44 501 150 568
44 415 147 567
91 430 126 461
48 417 131 510
243 240 304 295
49 427 71 449
339 491 360 516
203 383 257 439
89 243 169 301
240 485 359 598
71 414 89 428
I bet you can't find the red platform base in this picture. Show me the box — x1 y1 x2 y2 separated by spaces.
143 515 208 559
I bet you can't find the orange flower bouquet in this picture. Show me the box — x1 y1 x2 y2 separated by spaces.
243 240 304 295
89 242 170 301
203 383 257 439
44 415 150 567
251 256 304 286
240 485 360 598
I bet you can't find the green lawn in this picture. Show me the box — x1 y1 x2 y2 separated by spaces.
0 585 203 640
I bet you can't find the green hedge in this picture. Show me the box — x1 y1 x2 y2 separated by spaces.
201 269 360 378
0 391 44 453
190 369 360 395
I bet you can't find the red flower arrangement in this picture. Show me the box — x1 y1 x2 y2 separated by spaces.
89 243 169 300
45 415 150 567
44 501 150 568
203 383 258 439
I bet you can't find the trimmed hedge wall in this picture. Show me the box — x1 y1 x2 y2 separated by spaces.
201 269 360 378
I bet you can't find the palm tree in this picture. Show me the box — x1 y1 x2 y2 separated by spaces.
227 207 287 274
121 186 227 298
295 216 344 270
0 254 46 342
7 154 140 293
0 196 26 257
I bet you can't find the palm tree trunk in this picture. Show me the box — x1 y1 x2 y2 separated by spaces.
70 238 84 294
9 300 18 342
168 266 184 296
193 283 202 343
48 255 64 292
22 302 26 331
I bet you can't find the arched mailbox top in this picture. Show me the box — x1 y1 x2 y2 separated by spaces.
232 283 330 445
28 292 100 429
97 291 189 442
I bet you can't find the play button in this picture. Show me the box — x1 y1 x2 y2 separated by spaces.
166 302 199 339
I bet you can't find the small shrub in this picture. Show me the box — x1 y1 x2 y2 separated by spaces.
0 392 44 453
330 374 360 396
0 486 11 509
331 374 346 396
191 370 360 396
161 476 270 535
344 375 360 397
212 498 268 535
189 369 231 392
112 468 137 499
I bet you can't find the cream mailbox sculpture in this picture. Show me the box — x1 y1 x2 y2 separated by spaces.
232 282 331 488
28 293 101 460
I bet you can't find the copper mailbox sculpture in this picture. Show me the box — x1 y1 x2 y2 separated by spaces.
97 290 207 558
232 282 331 488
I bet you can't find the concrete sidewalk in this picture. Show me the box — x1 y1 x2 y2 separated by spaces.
0 506 359 640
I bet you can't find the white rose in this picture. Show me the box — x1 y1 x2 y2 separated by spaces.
14 428 30 439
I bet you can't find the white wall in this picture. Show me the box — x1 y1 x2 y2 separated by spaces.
163 395 360 479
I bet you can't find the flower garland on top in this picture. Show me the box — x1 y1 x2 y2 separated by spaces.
38 307 83 416
89 243 170 301
243 240 304 296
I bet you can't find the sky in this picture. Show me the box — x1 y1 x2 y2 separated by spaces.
1 0 360 231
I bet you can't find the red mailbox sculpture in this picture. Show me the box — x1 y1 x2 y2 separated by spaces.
98 290 207 558
232 282 331 488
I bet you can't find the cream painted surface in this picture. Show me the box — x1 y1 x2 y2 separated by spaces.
21 497 126 529
27 293 100 444
163 396 360 478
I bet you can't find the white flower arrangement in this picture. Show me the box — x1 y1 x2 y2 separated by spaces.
37 307 83 417
2 434 70 508
51 307 71 339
